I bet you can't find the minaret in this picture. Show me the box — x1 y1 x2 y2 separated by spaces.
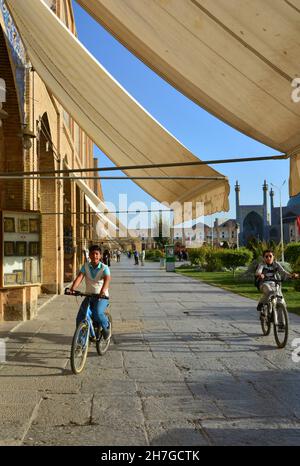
263 180 269 240
269 188 275 225
235 181 241 243
235 181 240 224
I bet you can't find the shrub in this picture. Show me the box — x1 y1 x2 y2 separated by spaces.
246 239 283 262
295 281 300 292
292 256 300 292
204 249 223 272
218 248 253 276
187 248 207 266
237 259 260 282
145 249 164 261
145 250 153 260
285 243 300 266
293 256 300 273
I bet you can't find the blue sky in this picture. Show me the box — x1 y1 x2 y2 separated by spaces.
73 1 290 226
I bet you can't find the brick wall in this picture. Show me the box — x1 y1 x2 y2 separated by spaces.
0 27 24 210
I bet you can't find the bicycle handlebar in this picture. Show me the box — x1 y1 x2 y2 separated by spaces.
65 288 91 297
260 276 298 284
64 288 109 299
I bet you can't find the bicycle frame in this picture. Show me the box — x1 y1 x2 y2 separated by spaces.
266 282 283 323
82 298 97 340
66 288 111 374
65 288 108 340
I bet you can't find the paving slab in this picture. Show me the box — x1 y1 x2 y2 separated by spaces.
142 395 224 422
146 421 209 446
23 423 147 446
0 259 300 445
93 395 144 425
31 394 93 427
200 418 300 446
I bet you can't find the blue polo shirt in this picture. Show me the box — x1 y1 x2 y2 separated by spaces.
80 261 110 279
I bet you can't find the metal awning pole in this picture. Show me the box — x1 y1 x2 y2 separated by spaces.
0 175 227 180
0 153 288 177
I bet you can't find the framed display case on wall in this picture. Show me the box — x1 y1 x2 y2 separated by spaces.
16 241 27 256
4 241 15 256
29 242 39 256
18 219 29 233
1 211 42 287
3 218 15 233
29 218 39 233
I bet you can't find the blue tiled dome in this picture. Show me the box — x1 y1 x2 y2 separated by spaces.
287 193 300 208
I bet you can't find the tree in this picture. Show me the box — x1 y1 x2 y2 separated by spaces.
152 213 171 249
218 248 253 276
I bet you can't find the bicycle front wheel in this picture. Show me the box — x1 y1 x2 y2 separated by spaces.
96 312 112 356
260 305 271 336
70 321 89 374
274 303 289 349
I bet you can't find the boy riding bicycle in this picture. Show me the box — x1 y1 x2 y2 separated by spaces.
69 245 111 339
255 250 298 314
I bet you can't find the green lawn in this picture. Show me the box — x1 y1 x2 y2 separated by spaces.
176 267 300 316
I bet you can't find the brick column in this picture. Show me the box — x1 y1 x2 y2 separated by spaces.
40 178 59 293
26 285 40 320
2 288 26 321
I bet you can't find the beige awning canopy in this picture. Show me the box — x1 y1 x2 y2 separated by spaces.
84 194 110 239
63 162 125 236
83 193 116 235
6 0 229 217
77 0 300 196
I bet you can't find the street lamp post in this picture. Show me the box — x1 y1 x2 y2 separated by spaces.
271 180 286 263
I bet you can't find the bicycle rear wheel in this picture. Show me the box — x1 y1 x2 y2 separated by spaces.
70 321 89 374
260 305 271 336
274 303 289 349
96 312 112 356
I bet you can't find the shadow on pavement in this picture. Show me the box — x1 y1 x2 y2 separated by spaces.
151 426 300 446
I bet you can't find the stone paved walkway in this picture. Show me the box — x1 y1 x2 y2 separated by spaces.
0 258 300 445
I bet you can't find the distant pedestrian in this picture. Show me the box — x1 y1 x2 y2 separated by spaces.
141 249 145 266
103 249 111 267
134 250 139 265
117 249 121 262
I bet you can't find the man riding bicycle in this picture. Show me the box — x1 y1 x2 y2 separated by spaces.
255 250 298 315
69 245 111 339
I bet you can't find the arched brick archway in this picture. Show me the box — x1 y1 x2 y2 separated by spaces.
38 112 60 293
0 26 31 321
